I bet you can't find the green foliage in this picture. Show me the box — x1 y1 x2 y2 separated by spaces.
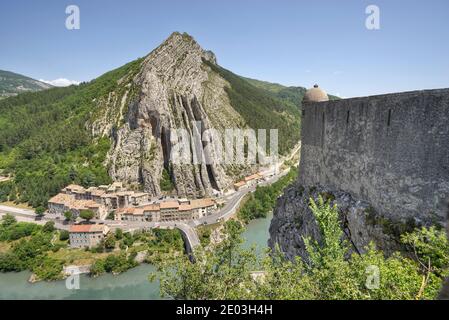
154 200 448 300
149 228 184 251
153 220 258 299
0 219 67 280
59 230 69 241
42 221 55 233
1 213 16 227
114 228 123 240
63 211 74 221
238 167 297 223
303 196 347 268
35 206 45 216
401 226 449 277
91 253 138 276
0 215 41 241
104 234 116 250
31 256 63 281
160 168 174 192
0 59 144 208
0 181 15 202
79 210 95 221
243 78 307 109
90 259 106 276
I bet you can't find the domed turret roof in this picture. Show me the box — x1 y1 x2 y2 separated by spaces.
303 84 329 103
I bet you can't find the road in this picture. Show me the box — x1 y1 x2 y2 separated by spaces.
0 204 201 247
0 143 300 252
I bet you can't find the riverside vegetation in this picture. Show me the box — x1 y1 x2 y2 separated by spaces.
0 59 144 209
237 167 297 223
0 214 183 281
152 197 449 300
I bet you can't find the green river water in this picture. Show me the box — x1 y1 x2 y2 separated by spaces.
0 213 273 300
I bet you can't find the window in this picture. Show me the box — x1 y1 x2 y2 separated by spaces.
387 109 392 126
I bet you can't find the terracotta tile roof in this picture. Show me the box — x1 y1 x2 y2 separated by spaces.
244 173 262 182
190 198 215 209
234 181 246 188
101 194 117 198
179 204 192 211
86 202 101 208
132 192 148 198
89 189 106 196
119 208 135 215
116 191 134 196
49 194 101 211
48 193 73 205
143 204 160 212
66 184 84 190
160 201 180 209
133 208 144 215
69 224 106 233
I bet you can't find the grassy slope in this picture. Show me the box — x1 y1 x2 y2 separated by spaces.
204 61 301 155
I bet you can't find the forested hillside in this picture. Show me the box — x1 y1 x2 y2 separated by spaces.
205 61 301 155
0 34 307 209
0 59 144 207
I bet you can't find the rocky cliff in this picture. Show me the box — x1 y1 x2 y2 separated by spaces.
269 89 449 261
91 32 300 197
268 182 404 261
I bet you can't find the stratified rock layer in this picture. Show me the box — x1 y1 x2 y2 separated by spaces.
94 32 248 197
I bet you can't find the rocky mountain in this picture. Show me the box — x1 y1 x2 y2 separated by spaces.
90 32 300 198
0 70 52 99
0 32 301 207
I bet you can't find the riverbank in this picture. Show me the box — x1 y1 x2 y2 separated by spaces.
0 212 273 299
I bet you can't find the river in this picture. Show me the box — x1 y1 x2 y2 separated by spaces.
0 213 273 300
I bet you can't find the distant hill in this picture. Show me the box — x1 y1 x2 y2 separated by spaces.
244 77 340 108
0 70 52 99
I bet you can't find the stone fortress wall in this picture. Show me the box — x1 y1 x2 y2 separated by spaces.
299 88 449 225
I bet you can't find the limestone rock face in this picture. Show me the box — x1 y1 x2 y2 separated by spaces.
268 181 404 262
94 32 248 197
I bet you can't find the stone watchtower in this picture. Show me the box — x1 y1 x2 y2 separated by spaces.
303 84 329 103
298 86 449 226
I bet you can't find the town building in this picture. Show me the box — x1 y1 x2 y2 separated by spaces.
233 181 246 191
48 193 107 219
114 198 217 222
233 172 264 191
69 224 109 248
47 183 151 219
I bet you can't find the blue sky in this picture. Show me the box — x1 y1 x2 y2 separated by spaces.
0 0 448 97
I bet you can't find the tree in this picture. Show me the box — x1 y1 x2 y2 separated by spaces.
104 234 116 250
1 213 16 227
43 221 55 233
59 230 70 241
114 228 123 240
35 206 45 217
152 197 447 300
79 210 95 222
63 211 74 222
153 220 258 300
160 168 174 191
